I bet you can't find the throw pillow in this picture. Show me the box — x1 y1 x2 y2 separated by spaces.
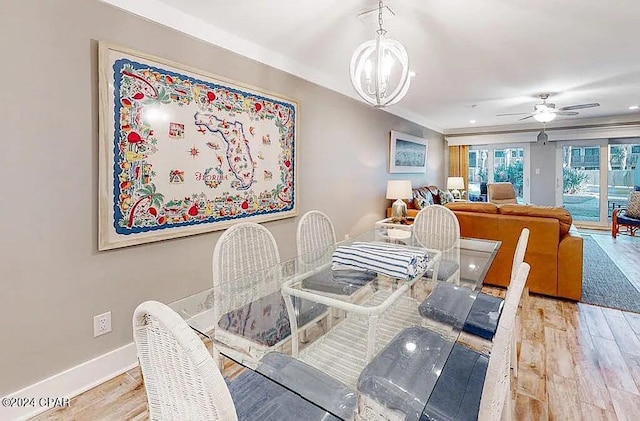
414 196 430 210
627 192 640 218
412 188 434 210
438 189 454 205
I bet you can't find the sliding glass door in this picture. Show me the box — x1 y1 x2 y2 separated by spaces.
607 142 639 218
560 143 602 223
556 138 639 227
468 144 530 203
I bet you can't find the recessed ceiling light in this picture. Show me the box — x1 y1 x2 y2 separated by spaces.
469 119 476 124
629 105 639 110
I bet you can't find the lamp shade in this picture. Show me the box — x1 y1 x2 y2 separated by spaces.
386 180 412 199
447 177 465 191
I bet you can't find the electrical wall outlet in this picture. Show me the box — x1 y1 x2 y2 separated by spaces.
93 311 112 337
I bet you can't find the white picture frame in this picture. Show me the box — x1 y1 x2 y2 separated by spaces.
389 131 428 173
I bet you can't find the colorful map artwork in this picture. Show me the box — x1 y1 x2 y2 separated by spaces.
109 56 296 236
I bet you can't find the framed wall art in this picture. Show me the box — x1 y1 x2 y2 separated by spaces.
389 130 428 173
98 42 298 250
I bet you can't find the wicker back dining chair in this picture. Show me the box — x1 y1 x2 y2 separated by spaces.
212 222 282 368
457 227 530 372
418 227 529 377
133 301 238 421
296 211 337 332
477 262 530 421
296 210 337 258
134 301 344 421
212 222 327 368
356 263 531 421
213 222 280 287
413 205 461 283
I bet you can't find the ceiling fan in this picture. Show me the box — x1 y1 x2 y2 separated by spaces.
497 93 600 123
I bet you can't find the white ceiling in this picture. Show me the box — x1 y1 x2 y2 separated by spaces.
103 0 640 133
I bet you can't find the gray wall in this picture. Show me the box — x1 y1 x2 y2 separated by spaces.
529 138 557 206
0 0 444 394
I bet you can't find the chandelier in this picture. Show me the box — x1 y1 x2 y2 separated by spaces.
350 1 412 107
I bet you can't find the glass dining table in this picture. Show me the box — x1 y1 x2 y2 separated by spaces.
169 229 501 421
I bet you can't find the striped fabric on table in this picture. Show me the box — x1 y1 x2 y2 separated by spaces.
332 241 430 280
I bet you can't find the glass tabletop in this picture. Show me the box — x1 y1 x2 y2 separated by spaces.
169 229 501 420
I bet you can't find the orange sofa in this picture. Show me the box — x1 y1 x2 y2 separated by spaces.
444 202 583 301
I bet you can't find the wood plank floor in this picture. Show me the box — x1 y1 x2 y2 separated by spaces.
32 231 640 421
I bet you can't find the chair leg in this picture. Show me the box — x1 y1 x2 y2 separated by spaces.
213 347 224 372
326 309 334 330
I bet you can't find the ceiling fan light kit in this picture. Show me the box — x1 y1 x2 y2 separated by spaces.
350 0 412 107
497 93 600 124
533 108 557 123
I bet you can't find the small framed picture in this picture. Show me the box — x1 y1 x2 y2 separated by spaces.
389 131 428 173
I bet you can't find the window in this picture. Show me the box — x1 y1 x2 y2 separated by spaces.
469 150 477 167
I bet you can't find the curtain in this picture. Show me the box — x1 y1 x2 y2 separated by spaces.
449 145 469 193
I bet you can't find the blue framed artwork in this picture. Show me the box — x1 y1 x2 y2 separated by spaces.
389 130 428 173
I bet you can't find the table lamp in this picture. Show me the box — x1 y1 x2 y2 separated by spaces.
386 180 412 222
447 176 465 200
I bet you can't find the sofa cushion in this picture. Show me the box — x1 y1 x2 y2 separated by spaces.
618 211 640 226
499 204 573 236
445 202 500 214
627 192 640 218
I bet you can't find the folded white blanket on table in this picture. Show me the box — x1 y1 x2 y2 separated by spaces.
332 242 430 280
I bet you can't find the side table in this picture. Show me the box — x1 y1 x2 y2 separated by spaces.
374 217 414 242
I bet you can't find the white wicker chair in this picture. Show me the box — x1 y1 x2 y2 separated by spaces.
212 222 326 369
477 262 530 421
296 211 337 334
458 228 530 369
133 300 238 421
134 301 342 421
418 228 529 378
355 263 529 421
296 210 336 258
413 205 461 284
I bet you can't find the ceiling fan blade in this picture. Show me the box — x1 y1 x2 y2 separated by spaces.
559 103 600 111
496 112 529 116
556 111 579 116
518 115 534 121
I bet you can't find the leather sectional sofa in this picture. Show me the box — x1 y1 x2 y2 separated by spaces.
444 202 583 301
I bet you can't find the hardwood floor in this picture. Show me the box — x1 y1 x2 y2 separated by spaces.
32 232 640 421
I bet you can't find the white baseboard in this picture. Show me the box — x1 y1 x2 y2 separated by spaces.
1 343 138 421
